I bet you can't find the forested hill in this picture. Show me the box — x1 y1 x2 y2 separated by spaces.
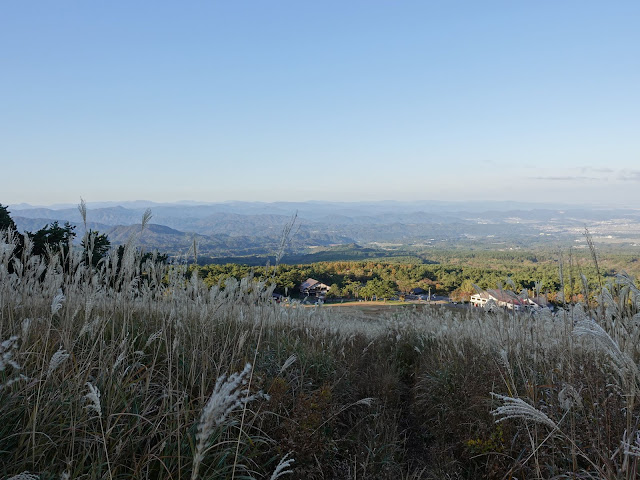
193 250 629 304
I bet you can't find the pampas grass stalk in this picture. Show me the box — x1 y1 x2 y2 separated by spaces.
191 363 265 480
84 382 113 479
490 392 557 430
6 473 39 480
46 347 69 378
573 317 639 384
269 452 295 480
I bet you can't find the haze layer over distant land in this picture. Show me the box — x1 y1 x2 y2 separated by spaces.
7 200 640 261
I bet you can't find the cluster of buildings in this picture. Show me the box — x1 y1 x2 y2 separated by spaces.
470 289 548 311
288 278 550 312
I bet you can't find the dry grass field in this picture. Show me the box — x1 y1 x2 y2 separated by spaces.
2 228 640 479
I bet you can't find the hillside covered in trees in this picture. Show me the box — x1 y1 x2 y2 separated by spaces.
194 246 632 304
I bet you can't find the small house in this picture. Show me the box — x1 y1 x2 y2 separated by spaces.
299 278 330 298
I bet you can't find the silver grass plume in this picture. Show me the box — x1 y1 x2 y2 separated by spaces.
573 318 639 381
112 335 129 373
279 354 297 374
580 273 589 299
617 272 640 292
191 363 268 480
78 197 87 230
144 330 163 350
0 336 20 372
274 211 298 268
598 286 616 309
0 336 25 390
7 473 39 480
270 452 295 480
617 273 640 311
47 347 70 378
490 392 558 430
84 382 102 418
21 318 32 343
354 397 375 407
141 208 152 233
51 290 65 315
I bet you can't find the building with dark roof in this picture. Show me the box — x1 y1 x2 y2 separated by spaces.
299 278 330 297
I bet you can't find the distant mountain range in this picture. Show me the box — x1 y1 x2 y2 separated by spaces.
8 200 640 259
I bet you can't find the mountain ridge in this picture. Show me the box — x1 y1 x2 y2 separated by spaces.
8 201 640 259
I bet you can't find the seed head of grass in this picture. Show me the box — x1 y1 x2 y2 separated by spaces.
573 318 639 380
144 329 163 349
47 347 70 378
84 382 102 418
7 473 40 480
51 290 65 315
270 452 295 480
191 363 268 480
279 354 297 374
0 336 20 372
490 392 558 430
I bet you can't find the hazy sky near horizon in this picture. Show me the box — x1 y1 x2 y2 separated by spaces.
2 1 639 207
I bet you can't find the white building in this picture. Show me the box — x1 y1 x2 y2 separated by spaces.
470 289 526 310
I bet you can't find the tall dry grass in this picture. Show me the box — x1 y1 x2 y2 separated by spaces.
0 227 293 479
2 223 640 479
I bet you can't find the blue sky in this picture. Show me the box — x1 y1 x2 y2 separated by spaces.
2 1 639 207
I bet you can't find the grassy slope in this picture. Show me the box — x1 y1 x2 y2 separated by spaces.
2 233 640 479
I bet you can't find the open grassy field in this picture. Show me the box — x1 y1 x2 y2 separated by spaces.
2 229 640 479
318 301 454 321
